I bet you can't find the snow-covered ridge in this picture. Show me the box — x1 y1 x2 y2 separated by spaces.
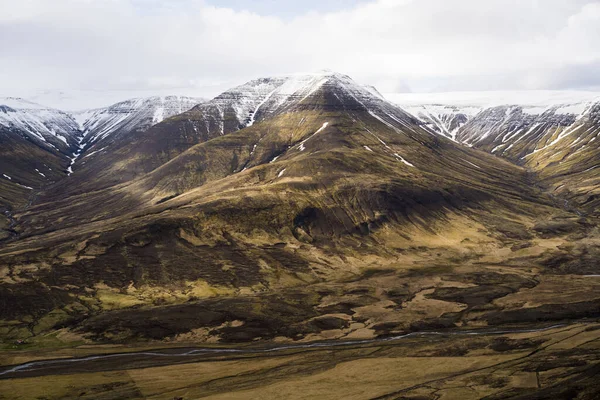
399 104 479 140
387 91 600 171
459 103 596 146
185 72 343 136
386 91 600 142
1 97 55 110
0 97 81 149
1 95 205 178
73 95 203 147
200 72 348 130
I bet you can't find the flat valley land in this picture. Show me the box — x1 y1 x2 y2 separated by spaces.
2 322 600 399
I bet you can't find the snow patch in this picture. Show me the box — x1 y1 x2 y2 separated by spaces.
152 98 165 124
465 160 481 169
247 88 279 127
394 154 415 167
297 122 329 151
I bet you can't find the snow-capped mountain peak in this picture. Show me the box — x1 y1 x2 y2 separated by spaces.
197 71 414 134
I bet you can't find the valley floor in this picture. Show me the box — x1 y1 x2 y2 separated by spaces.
1 212 600 398
1 321 600 399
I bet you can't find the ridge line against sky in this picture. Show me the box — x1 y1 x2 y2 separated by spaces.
1 0 600 109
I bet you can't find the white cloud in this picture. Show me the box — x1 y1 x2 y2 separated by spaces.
1 0 599 108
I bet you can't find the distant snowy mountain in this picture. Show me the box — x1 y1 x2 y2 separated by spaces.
388 90 600 213
0 95 205 203
0 98 82 207
386 90 600 141
388 91 600 161
0 97 81 151
399 104 480 140
456 102 595 157
72 96 204 147
460 100 600 213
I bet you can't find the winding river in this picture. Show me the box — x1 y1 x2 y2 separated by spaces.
0 324 568 380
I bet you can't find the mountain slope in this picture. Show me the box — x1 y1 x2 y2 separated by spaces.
0 96 205 238
40 72 416 198
0 73 574 346
0 97 81 150
72 95 204 148
27 96 204 200
392 93 600 215
0 98 81 225
456 101 600 214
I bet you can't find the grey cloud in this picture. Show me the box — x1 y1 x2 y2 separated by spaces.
1 0 599 108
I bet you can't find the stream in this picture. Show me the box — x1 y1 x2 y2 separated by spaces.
0 323 568 380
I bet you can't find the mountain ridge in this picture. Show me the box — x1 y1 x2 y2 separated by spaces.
390 92 600 215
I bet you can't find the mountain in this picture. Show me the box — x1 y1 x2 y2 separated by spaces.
0 97 81 150
455 102 592 157
2 74 600 400
0 95 205 238
21 96 204 200
2 80 600 399
392 92 600 215
0 98 81 216
400 104 480 140
72 95 204 148
458 101 600 214
0 71 574 348
40 72 413 198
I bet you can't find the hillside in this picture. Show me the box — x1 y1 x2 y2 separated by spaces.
392 92 600 215
0 98 81 234
2 73 594 349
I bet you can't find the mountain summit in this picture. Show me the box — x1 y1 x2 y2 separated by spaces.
182 71 417 136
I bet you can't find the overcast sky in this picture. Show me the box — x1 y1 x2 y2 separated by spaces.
2 0 600 109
